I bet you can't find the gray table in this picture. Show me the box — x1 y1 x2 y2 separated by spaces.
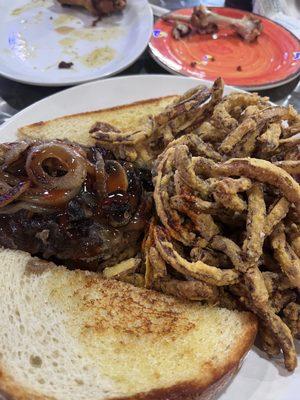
0 0 299 125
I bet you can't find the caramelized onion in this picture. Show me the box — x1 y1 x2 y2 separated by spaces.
95 153 106 199
21 187 80 207
0 181 11 195
0 170 21 186
26 142 87 190
0 202 56 214
105 160 128 193
3 141 29 169
101 191 133 227
125 195 153 231
0 181 30 208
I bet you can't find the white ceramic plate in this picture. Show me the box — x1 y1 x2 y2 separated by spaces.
0 0 153 86
0 75 299 400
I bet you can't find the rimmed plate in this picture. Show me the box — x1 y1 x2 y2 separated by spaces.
0 74 299 399
0 0 153 86
149 7 300 90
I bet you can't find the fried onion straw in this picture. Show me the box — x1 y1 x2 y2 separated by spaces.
193 157 300 207
274 161 300 176
154 225 239 286
154 148 195 245
270 223 300 288
264 198 290 237
153 278 219 302
241 184 297 371
219 106 290 154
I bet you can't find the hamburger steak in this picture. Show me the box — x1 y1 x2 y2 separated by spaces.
0 140 152 271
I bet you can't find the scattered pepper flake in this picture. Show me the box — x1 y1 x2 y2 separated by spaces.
190 61 197 68
236 65 242 71
92 17 101 27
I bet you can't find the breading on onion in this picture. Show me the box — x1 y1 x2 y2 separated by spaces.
154 225 239 286
153 278 219 302
270 223 300 288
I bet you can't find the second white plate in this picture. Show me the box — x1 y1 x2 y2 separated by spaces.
0 0 153 86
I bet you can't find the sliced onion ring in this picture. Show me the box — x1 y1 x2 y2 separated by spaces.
95 154 106 199
0 181 30 208
0 201 56 214
26 142 87 190
21 187 80 207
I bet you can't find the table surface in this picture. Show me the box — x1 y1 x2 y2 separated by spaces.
0 0 299 125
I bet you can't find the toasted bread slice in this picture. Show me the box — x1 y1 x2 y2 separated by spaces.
18 96 178 146
0 248 257 400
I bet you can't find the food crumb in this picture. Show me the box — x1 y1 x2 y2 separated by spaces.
204 54 215 61
190 61 197 68
49 16 53 20
92 17 101 27
236 65 242 71
58 61 74 69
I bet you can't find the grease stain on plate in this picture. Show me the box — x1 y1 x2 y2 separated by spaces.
58 37 77 47
53 14 122 53
11 0 53 16
80 47 115 68
31 11 44 24
55 26 75 35
8 31 35 60
56 26 122 42
53 14 81 27
72 27 121 41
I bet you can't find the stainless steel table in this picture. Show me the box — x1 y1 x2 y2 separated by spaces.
0 0 299 125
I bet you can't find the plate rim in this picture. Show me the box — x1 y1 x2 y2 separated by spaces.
0 0 153 87
148 6 300 91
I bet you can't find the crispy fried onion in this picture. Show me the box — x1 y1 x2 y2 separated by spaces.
212 92 270 132
103 258 141 279
146 142 300 371
92 78 224 168
193 157 300 208
154 225 239 286
201 95 299 164
219 106 291 155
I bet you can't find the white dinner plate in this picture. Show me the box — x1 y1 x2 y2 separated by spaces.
0 0 153 86
0 74 299 400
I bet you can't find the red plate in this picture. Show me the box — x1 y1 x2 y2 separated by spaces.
149 7 300 90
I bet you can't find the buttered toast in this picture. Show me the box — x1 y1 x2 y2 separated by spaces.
0 247 257 400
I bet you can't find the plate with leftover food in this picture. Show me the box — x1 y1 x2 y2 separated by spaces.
0 74 299 400
0 0 153 86
149 6 300 90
